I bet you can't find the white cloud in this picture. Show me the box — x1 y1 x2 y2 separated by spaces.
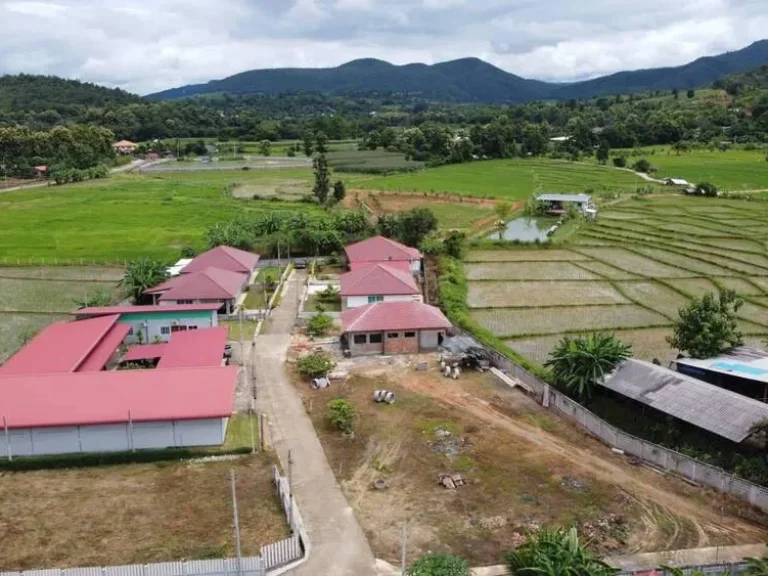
0 0 765 94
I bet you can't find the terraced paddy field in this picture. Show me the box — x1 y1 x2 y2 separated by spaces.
466 196 768 366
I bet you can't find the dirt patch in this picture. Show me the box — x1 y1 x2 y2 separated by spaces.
296 359 768 566
0 455 288 570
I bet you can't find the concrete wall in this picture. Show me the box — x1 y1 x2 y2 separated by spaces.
419 329 443 350
383 331 418 355
348 332 384 356
1 417 228 457
347 329 443 355
120 311 217 344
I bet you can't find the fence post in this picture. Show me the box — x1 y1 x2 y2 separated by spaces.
692 461 697 482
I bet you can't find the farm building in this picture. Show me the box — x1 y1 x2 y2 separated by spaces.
340 263 422 310
112 140 138 155
675 347 768 402
600 359 768 443
535 193 595 215
344 235 423 274
0 317 235 457
73 303 219 344
664 177 690 186
341 301 451 356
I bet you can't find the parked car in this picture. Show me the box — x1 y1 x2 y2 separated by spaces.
295 259 308 269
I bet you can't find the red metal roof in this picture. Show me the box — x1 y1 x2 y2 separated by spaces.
144 267 247 301
0 366 237 429
0 315 126 375
342 301 451 333
181 246 259 275
73 303 221 317
344 236 422 265
349 260 411 272
122 343 168 362
157 327 227 369
78 323 131 372
341 263 420 297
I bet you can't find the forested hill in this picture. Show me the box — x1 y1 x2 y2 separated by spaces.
149 40 768 103
714 64 768 94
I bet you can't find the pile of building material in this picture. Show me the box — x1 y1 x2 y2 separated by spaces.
438 473 466 489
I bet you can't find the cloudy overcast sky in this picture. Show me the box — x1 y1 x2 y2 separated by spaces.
0 0 766 95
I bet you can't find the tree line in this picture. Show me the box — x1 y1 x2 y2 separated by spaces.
0 124 115 178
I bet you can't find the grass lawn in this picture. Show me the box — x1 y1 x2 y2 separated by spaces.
352 158 656 200
0 455 286 570
0 170 321 261
223 413 258 450
303 292 342 312
220 319 259 341
615 147 768 191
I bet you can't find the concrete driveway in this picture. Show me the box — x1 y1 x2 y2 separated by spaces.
252 270 378 575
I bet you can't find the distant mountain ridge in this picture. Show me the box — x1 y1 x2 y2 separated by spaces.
148 40 768 103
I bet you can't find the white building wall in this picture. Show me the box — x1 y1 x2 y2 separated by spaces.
0 418 228 457
123 314 218 344
345 294 420 309
410 259 422 274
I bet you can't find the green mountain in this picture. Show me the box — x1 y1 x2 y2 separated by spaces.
149 40 768 103
0 74 140 113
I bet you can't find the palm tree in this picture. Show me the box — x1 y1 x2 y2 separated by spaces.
506 526 617 576
122 258 169 303
494 201 513 240
745 547 768 576
545 332 632 399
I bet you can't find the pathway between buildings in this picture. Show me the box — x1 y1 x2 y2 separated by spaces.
252 270 378 576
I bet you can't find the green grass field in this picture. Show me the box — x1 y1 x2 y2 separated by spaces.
326 149 424 174
615 148 768 191
355 158 656 199
0 170 322 261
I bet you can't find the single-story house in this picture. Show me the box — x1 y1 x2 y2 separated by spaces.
180 245 260 276
0 317 235 457
72 303 220 344
340 263 422 310
112 140 139 155
601 358 768 443
143 268 249 314
675 347 768 402
33 165 48 178
535 193 594 214
341 301 451 356
344 235 423 274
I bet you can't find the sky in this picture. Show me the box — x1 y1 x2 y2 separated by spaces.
0 0 767 95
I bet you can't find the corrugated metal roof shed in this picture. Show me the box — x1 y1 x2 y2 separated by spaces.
536 193 592 203
676 347 768 386
601 359 768 442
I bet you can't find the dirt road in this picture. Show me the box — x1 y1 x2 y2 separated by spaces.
397 368 768 552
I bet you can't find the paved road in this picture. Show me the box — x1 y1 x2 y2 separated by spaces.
252 270 378 576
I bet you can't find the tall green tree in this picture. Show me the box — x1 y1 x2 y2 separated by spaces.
668 290 743 358
506 527 618 576
315 131 329 154
596 141 610 164
259 139 271 156
332 180 346 203
302 131 314 157
313 153 331 204
545 332 632 399
122 258 169 303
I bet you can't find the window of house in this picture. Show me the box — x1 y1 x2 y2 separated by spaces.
369 333 383 344
387 332 399 339
368 295 384 304
188 325 198 330
171 325 188 333
177 299 194 305
160 326 170 335
353 334 367 345
404 331 416 338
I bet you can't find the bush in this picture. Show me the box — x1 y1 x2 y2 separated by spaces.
696 181 718 197
612 156 627 168
307 312 333 336
407 554 469 576
328 398 356 434
297 351 336 378
632 158 653 173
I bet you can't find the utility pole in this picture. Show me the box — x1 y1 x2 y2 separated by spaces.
230 470 243 576
287 449 294 531
249 400 256 454
3 415 11 461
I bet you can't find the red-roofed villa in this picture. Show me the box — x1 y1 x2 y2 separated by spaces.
344 235 423 274
340 263 422 310
341 301 451 356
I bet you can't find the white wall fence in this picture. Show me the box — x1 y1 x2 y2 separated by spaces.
0 468 305 576
618 562 749 576
457 330 768 513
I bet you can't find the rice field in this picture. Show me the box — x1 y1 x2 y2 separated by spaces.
465 195 768 366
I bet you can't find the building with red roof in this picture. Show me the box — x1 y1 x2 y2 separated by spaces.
341 301 451 356
340 263 422 310
181 245 259 275
344 236 423 274
143 267 249 314
0 315 235 457
73 303 219 344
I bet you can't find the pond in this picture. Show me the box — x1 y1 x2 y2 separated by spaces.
487 217 557 242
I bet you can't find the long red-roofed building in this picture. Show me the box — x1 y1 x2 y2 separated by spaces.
342 301 451 356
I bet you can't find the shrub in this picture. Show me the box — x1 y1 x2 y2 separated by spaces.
328 398 356 434
297 351 336 378
612 156 627 168
307 312 333 336
632 158 653 173
696 181 718 197
407 554 469 576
